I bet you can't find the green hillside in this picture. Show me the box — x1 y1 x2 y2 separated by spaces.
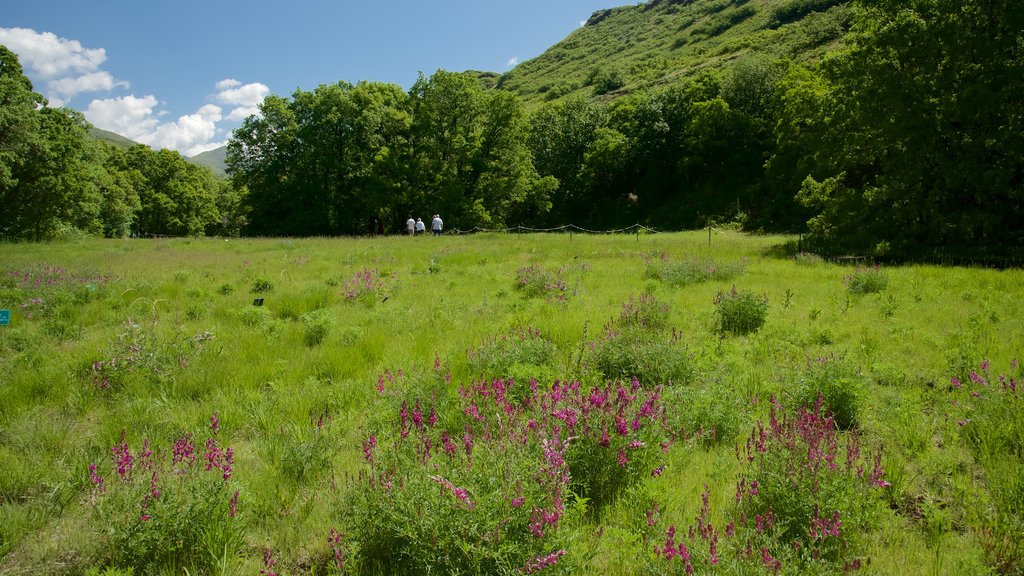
187 146 227 178
87 126 138 149
498 0 850 105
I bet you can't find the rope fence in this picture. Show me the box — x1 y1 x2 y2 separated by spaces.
448 223 660 235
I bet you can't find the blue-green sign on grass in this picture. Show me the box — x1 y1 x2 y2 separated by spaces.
0 309 9 326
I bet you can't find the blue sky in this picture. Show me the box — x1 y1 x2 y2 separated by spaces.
2 0 618 156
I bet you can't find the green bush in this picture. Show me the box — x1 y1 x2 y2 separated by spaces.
617 292 671 332
299 309 334 347
843 265 888 295
666 384 746 445
645 255 746 287
250 278 274 294
713 287 768 336
789 355 864 430
592 327 693 386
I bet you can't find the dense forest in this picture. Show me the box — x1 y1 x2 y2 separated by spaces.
2 0 1022 257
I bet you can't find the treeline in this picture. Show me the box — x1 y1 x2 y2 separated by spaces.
4 0 1023 258
0 46 245 241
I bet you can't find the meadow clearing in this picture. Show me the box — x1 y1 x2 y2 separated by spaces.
0 231 1021 575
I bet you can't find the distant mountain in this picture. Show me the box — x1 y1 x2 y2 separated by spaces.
188 146 227 178
496 0 850 106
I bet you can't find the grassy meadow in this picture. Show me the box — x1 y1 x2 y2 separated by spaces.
1 231 1022 575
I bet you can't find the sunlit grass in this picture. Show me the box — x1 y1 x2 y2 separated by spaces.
0 232 1021 574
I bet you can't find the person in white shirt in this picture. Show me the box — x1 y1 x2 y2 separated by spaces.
415 218 426 235
406 216 415 236
431 214 443 236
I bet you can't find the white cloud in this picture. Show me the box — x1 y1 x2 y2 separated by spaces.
212 80 268 125
85 95 161 141
226 106 261 122
84 96 226 157
0 27 126 102
49 71 128 101
507 57 519 67
215 78 242 90
214 80 269 107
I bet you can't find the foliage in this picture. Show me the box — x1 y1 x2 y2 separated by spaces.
645 254 746 287
843 265 887 295
299 309 334 347
713 286 768 336
90 319 216 390
514 263 585 302
793 0 1024 256
466 326 559 381
88 418 243 574
733 398 888 570
343 363 675 573
789 355 864 430
591 294 692 386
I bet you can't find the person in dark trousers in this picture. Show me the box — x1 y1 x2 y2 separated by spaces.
431 214 443 236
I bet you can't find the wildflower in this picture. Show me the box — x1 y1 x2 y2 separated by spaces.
328 528 346 570
617 448 629 467
362 435 377 463
88 463 105 494
520 549 566 574
210 411 220 434
229 490 239 518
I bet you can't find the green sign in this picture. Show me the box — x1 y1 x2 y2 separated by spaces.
0 309 9 326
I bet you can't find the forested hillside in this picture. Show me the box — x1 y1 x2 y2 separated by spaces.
3 0 1022 259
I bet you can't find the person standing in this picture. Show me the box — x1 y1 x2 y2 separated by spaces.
415 218 426 235
431 214 443 236
406 216 415 236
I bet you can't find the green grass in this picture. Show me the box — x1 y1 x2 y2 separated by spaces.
499 0 851 108
0 231 1021 574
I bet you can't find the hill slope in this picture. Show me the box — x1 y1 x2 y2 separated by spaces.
88 126 139 149
497 0 850 105
187 146 227 178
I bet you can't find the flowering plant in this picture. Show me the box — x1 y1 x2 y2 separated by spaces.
87 413 243 574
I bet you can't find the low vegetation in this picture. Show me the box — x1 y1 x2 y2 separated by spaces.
1 231 1021 574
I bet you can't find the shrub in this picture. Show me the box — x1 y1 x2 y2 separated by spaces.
90 319 216 390
646 399 889 574
666 384 746 445
250 277 274 294
713 287 768 336
466 326 558 381
734 398 889 568
645 255 746 287
513 263 586 303
793 252 824 266
617 292 670 332
299 309 334 347
2 264 116 320
789 355 864 430
843 265 888 295
88 415 243 574
592 327 693 386
341 267 393 305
